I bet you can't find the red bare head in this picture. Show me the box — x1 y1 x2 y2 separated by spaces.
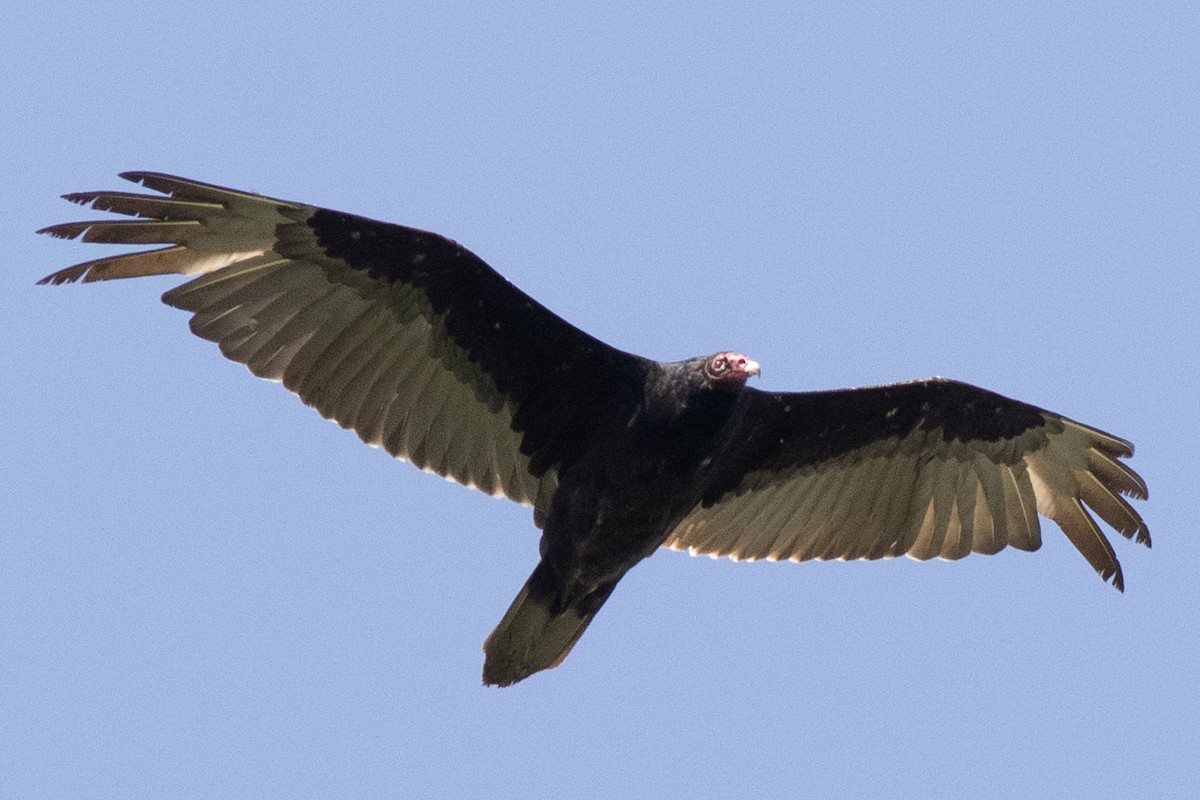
703 351 761 388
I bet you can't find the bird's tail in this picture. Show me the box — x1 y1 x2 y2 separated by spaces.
482 563 615 687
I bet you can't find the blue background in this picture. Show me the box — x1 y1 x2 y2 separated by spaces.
4 3 1196 798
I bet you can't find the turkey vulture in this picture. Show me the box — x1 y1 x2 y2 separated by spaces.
40 173 1149 687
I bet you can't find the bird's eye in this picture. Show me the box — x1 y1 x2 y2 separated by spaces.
712 357 728 372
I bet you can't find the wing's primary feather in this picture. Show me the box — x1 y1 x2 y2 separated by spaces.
39 172 650 518
666 379 1148 590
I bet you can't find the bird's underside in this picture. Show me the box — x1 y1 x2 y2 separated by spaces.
40 172 1150 686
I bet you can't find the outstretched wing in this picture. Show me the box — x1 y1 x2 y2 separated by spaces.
665 379 1149 589
40 172 649 520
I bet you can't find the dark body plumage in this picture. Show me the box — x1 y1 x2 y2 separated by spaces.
484 358 748 684
40 173 1149 686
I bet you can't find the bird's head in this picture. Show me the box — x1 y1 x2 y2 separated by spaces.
703 351 761 390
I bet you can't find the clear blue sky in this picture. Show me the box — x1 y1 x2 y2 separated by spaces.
3 3 1197 798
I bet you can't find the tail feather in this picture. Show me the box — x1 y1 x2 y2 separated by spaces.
482 567 614 687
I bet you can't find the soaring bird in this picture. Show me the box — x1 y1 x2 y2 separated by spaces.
40 173 1149 686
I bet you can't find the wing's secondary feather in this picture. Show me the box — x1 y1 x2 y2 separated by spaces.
666 380 1148 588
39 172 652 516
